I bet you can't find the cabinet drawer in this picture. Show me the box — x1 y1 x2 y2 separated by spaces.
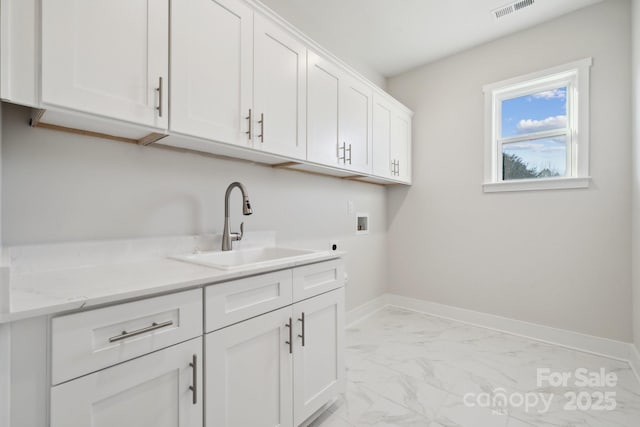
292 259 344 302
205 270 292 332
51 289 202 385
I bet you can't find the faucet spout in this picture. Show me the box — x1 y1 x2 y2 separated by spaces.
222 182 252 251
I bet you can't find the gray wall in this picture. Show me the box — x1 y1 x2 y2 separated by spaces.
387 0 632 341
633 0 640 353
1 104 388 310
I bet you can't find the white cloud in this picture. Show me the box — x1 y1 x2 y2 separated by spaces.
505 142 564 153
531 88 566 100
516 115 566 133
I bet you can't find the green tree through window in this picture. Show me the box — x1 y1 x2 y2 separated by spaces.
502 153 560 180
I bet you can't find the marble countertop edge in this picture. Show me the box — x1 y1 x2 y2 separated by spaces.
1 251 344 323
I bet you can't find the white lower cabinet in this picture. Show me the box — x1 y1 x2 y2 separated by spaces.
293 288 345 426
43 260 343 427
206 305 294 427
51 337 203 427
206 286 345 427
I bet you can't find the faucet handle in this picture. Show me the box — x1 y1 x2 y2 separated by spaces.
239 222 245 241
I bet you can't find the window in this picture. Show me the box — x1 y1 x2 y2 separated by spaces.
483 58 592 192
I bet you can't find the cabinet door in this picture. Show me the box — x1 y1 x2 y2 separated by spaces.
51 337 202 427
391 110 412 183
41 0 168 129
339 76 373 174
254 15 306 160
206 306 293 427
372 93 393 178
307 51 342 166
293 288 345 426
171 0 253 146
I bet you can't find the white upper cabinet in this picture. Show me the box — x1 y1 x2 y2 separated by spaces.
307 51 342 167
339 75 373 174
41 0 169 129
372 94 393 179
253 14 307 160
391 109 412 183
372 92 412 183
2 0 411 183
171 0 253 146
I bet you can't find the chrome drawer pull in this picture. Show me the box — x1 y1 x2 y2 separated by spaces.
156 77 164 117
108 320 174 342
285 317 293 354
258 113 265 143
189 354 197 405
297 312 305 347
245 109 252 140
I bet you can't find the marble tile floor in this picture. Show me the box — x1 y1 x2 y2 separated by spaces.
311 307 640 427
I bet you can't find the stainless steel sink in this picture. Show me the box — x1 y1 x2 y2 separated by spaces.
171 247 323 270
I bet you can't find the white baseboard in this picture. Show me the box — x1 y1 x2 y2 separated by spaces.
629 344 640 384
346 294 388 328
347 293 640 381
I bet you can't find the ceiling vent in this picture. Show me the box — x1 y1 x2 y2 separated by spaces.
492 0 535 19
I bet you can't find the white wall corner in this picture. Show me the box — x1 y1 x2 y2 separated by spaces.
629 343 640 385
384 294 634 362
0 324 10 427
632 0 640 368
346 294 389 328
350 293 638 372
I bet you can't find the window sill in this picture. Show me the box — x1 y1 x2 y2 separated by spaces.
483 176 591 193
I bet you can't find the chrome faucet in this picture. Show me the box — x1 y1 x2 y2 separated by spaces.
222 182 253 251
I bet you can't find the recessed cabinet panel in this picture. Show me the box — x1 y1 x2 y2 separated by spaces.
171 0 253 145
41 0 168 128
206 306 293 427
293 288 345 426
339 76 373 173
372 94 393 178
254 15 307 160
51 337 202 427
205 269 293 332
391 112 412 183
292 259 344 302
372 92 413 183
307 52 341 166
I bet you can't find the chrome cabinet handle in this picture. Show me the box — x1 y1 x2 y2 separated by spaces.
258 113 264 143
347 143 352 165
391 160 399 176
108 320 173 342
245 109 252 140
189 354 197 405
285 317 293 354
297 312 305 346
156 77 163 118
338 142 346 163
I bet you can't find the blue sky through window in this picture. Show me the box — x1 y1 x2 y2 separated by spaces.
500 87 568 177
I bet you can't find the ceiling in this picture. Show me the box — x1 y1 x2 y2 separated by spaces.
260 0 603 79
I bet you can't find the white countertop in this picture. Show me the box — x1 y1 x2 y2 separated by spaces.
1 233 343 323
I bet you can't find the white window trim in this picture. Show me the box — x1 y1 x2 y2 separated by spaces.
482 58 592 193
